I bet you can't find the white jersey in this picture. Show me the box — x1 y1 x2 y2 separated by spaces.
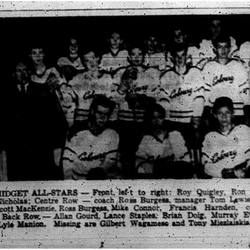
69 71 118 122
58 83 78 127
62 127 119 180
136 131 190 173
143 52 172 71
31 67 63 85
199 36 238 60
202 125 250 178
187 45 212 70
202 59 250 116
159 66 205 123
99 50 129 72
235 41 250 69
57 56 85 71
114 67 160 122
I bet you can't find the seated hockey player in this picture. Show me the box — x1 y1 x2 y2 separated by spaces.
202 97 250 178
135 103 194 179
62 95 122 180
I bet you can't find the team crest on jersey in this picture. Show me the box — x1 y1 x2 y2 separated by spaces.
170 87 193 99
83 90 96 100
211 149 237 163
78 151 105 162
213 74 234 86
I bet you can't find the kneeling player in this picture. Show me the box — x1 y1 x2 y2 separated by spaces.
202 97 250 178
62 95 122 180
135 103 194 179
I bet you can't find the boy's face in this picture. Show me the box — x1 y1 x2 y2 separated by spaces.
30 48 45 65
92 105 111 129
216 41 230 59
69 38 79 54
214 106 233 128
14 62 29 84
174 49 187 67
109 32 122 49
129 48 144 66
145 36 158 51
151 111 164 129
83 51 99 70
210 19 222 38
174 29 186 44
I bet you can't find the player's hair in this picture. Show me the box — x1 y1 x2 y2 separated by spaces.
212 97 234 114
82 47 101 60
144 103 166 124
128 43 145 56
107 30 123 39
170 43 187 57
90 95 116 116
213 33 231 48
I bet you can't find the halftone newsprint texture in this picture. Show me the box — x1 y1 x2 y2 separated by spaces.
0 1 250 248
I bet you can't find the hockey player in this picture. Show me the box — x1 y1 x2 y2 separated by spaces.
187 18 238 70
57 36 85 73
136 103 193 179
69 48 118 124
202 97 250 178
29 43 62 88
159 43 205 141
143 34 172 71
99 31 129 75
62 95 122 180
113 44 160 174
202 34 250 128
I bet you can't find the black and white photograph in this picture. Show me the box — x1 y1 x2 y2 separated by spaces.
1 1 250 248
1 2 250 181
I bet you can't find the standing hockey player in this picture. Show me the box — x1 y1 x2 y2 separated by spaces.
159 43 205 140
202 97 250 178
99 31 129 75
202 34 250 128
113 44 160 175
57 36 85 73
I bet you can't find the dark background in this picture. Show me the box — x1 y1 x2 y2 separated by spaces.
0 14 249 78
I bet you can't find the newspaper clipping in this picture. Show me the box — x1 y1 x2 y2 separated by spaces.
1 1 250 248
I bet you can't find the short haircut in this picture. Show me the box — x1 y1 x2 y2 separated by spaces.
108 30 123 39
213 33 231 48
90 95 116 115
212 97 234 114
144 103 166 124
171 43 187 57
128 43 145 56
82 47 101 59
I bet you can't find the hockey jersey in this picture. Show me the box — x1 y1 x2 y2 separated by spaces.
57 56 85 71
69 71 119 122
58 83 78 127
202 125 250 178
99 50 129 72
114 67 160 122
31 67 62 85
143 52 173 71
159 66 205 123
136 131 190 174
202 59 250 116
62 127 120 180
